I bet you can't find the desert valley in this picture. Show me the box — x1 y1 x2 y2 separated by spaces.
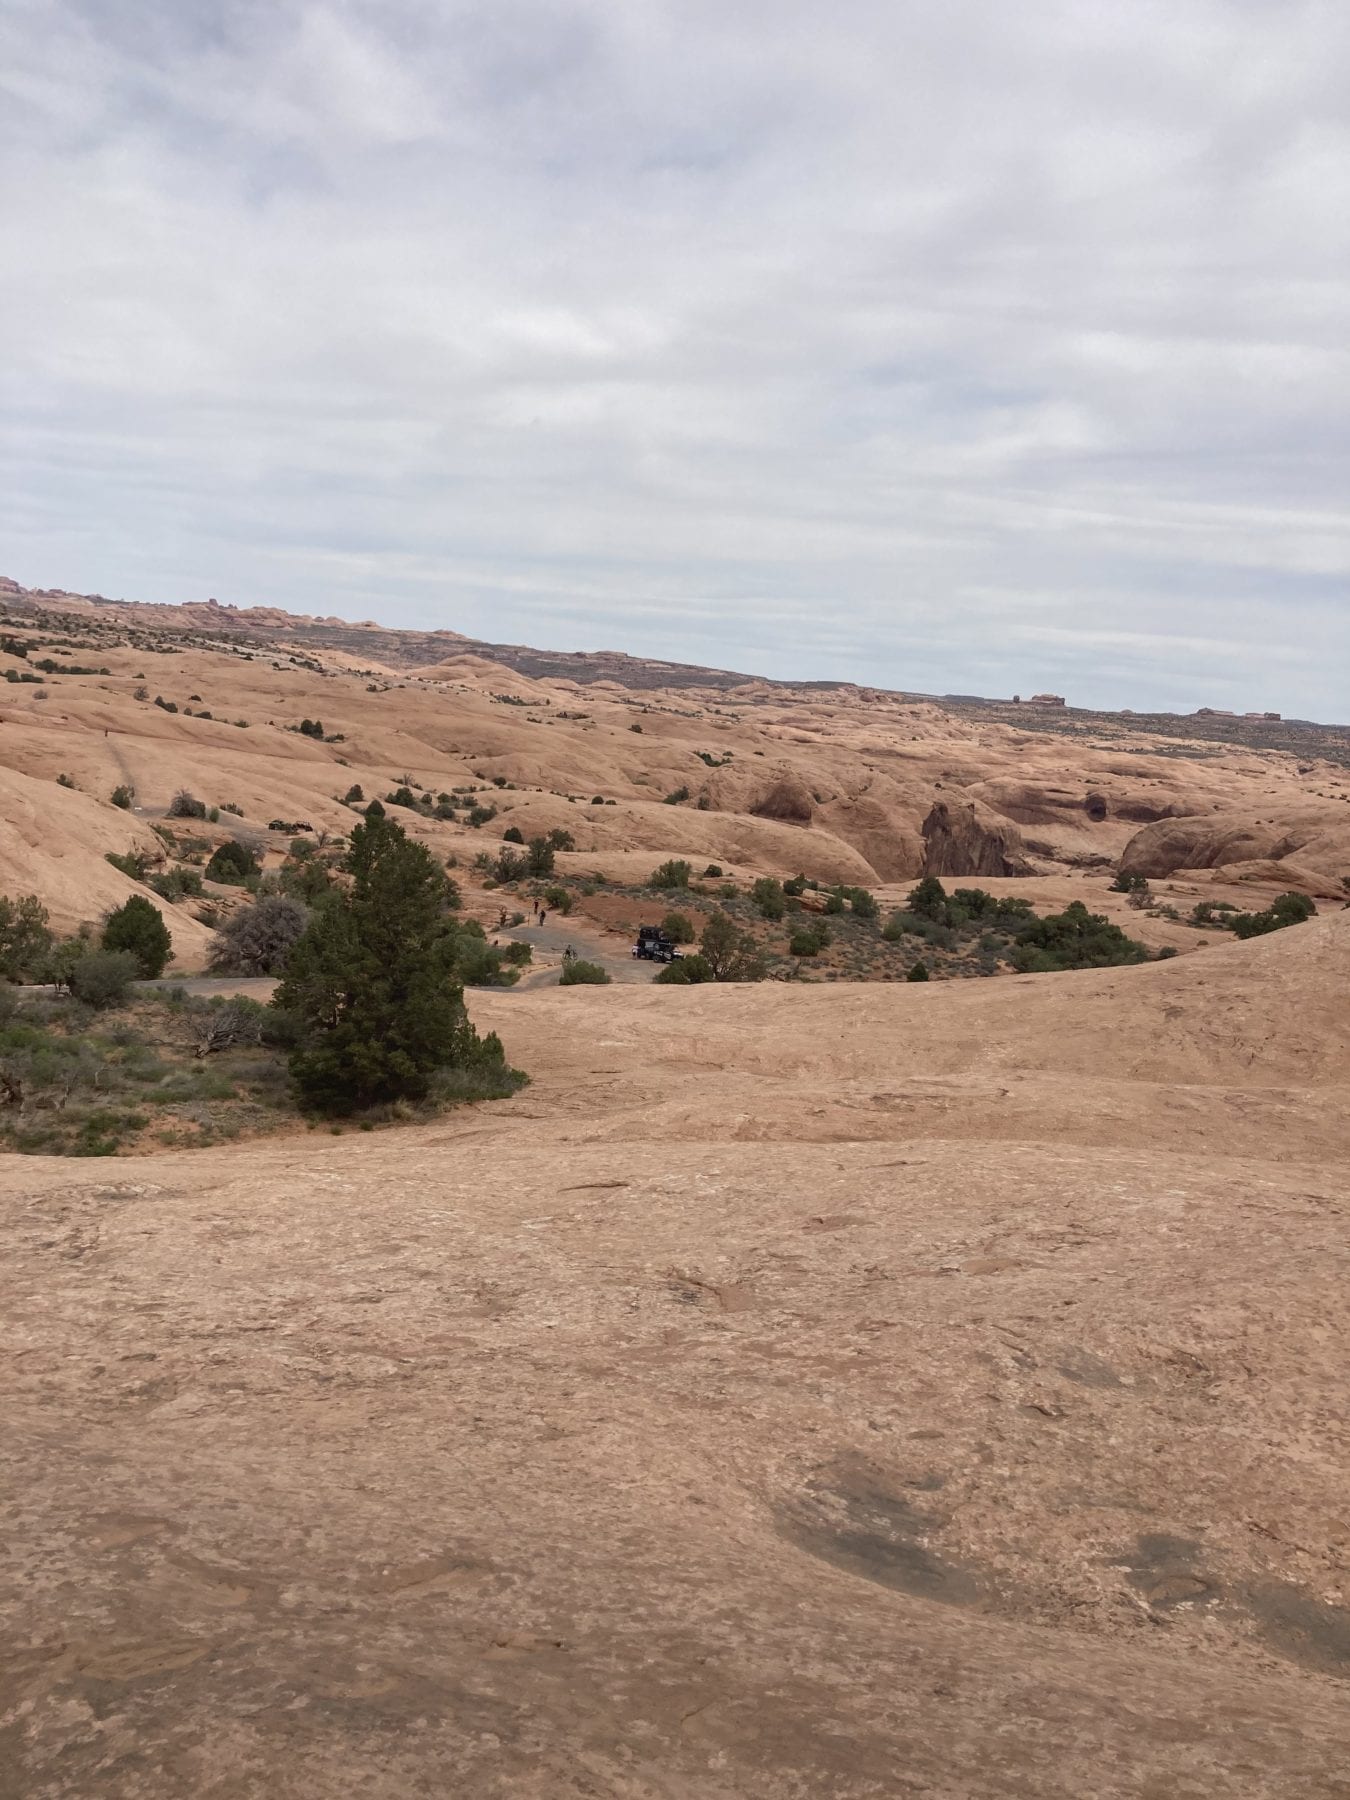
1 577 1348 1797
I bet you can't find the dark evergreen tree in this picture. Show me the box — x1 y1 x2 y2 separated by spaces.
101 895 171 977
272 812 505 1113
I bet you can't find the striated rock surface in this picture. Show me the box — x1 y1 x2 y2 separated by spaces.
920 798 1033 878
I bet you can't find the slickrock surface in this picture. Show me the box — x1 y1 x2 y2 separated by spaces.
3 918 1348 1796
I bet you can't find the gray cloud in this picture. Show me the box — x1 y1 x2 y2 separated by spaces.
2 0 1348 713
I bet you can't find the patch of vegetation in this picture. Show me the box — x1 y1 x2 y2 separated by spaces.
559 957 611 985
205 840 261 886
209 895 309 975
168 789 207 820
1228 891 1317 939
272 812 525 1115
102 896 172 977
651 859 692 890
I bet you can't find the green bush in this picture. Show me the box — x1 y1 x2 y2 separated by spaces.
751 877 786 920
651 859 692 890
906 876 948 921
148 867 204 901
1010 902 1150 973
102 896 172 977
661 911 696 944
699 912 768 982
663 786 690 805
850 888 879 920
70 949 140 1008
205 840 261 885
541 884 573 915
703 864 723 878
168 789 207 820
789 927 826 957
1229 892 1316 939
526 837 556 877
559 959 611 985
654 953 713 984
906 961 930 982
273 813 517 1114
110 784 134 809
0 895 54 981
502 826 525 844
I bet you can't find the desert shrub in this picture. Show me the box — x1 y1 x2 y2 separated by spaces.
1229 892 1317 939
466 804 497 828
1009 902 1150 973
502 941 532 966
0 896 54 982
559 959 611 986
906 961 931 982
342 784 365 805
629 721 643 732
386 785 418 809
651 859 692 890
502 826 525 844
789 921 831 957
703 864 723 878
849 888 879 920
205 840 261 885
148 867 204 901
699 912 768 982
751 877 786 921
824 888 846 915
105 849 152 881
274 813 516 1114
110 784 134 809
101 895 172 977
168 789 207 819
547 828 575 852
906 876 948 922
209 895 309 976
782 874 807 897
279 855 334 904
189 995 267 1058
654 953 713 985
526 837 555 877
661 911 696 944
541 884 573 915
591 795 606 805
69 949 139 1008
493 847 527 882
663 786 690 805
1109 871 1150 894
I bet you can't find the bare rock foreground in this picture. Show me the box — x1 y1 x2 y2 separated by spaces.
3 919 1349 1797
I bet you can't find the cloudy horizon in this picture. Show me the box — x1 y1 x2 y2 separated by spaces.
3 1 1348 717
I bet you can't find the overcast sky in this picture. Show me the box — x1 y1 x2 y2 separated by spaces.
3 2 1348 715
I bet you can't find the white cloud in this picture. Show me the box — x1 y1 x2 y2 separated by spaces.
1 0 1347 714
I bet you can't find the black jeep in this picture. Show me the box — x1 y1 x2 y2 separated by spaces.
633 925 681 963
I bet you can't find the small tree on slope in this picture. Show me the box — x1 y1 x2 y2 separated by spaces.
272 812 506 1114
102 895 172 978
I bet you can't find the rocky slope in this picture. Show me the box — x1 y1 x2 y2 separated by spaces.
2 914 1347 1796
0 583 1345 960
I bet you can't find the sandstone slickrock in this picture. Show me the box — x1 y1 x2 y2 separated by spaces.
2 918 1348 1795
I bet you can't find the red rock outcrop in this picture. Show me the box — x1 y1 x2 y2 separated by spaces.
920 799 1034 878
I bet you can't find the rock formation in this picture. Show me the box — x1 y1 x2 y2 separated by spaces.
919 798 1033 878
